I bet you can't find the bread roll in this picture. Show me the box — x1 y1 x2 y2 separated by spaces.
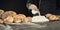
13 14 26 23
4 16 14 23
13 18 22 23
17 14 26 21
13 15 22 23
2 11 16 19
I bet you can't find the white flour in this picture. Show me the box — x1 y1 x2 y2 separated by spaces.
32 16 49 22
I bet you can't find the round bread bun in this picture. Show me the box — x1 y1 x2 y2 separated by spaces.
13 18 21 23
17 14 26 21
49 15 59 21
13 14 26 23
13 18 22 23
13 15 22 23
2 11 16 19
4 16 14 23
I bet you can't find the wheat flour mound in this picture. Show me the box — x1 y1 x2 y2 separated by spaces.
32 16 49 22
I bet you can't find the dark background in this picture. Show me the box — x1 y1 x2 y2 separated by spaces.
0 0 59 16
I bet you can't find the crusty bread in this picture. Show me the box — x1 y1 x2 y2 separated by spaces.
13 15 22 23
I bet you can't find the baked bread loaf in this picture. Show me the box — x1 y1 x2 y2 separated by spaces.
4 16 14 23
13 14 26 23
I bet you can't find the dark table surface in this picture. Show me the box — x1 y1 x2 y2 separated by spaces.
0 21 60 30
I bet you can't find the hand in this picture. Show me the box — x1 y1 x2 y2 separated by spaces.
29 4 38 10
